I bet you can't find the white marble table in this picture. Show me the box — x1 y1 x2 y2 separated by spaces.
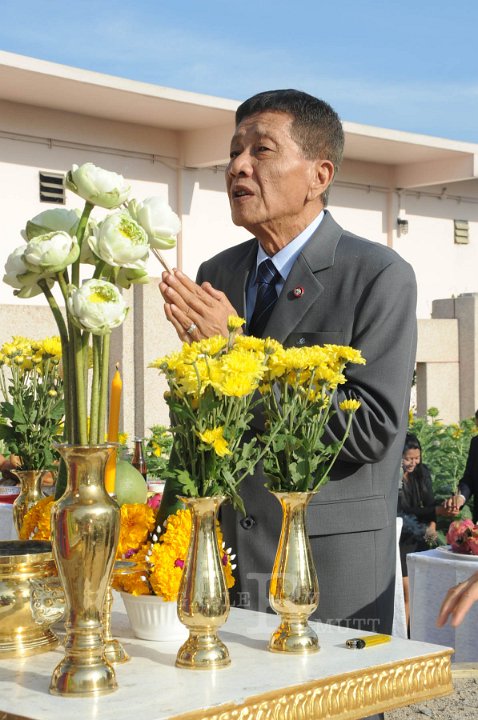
0 594 453 720
408 546 478 662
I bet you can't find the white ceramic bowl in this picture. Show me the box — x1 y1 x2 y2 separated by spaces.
121 592 187 642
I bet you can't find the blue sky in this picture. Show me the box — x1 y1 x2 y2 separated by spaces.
1 0 477 142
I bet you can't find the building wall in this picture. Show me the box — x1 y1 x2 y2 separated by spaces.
2 99 478 430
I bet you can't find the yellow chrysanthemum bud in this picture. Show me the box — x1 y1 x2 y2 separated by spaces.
339 398 361 413
227 315 245 331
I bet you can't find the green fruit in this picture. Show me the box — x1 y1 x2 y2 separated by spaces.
115 459 147 506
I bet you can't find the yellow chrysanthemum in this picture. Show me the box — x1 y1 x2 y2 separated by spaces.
324 344 366 366
197 426 232 456
196 336 228 356
41 336 62 359
339 398 362 413
227 315 246 330
234 335 266 353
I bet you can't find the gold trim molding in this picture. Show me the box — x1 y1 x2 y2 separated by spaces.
172 650 453 720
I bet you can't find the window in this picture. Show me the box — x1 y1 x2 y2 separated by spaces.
454 219 469 245
39 171 65 204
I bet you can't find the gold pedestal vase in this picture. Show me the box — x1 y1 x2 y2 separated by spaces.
12 470 45 537
269 491 320 654
49 444 120 696
176 496 231 669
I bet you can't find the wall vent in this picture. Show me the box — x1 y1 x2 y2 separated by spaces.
39 171 65 204
454 219 469 245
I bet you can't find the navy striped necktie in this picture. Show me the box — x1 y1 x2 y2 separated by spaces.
248 259 280 337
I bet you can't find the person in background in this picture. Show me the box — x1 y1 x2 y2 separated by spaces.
0 453 21 485
398 433 448 626
437 570 478 627
442 409 478 521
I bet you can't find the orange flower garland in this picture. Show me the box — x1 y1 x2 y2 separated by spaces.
19 496 54 540
113 508 235 601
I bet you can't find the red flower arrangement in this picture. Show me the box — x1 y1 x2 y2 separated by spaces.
446 519 478 555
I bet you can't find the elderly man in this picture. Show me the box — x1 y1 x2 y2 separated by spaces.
160 89 417 642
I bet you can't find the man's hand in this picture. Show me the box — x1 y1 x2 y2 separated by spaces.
441 494 465 516
159 270 241 343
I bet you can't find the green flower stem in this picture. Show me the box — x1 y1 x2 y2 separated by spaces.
81 331 90 403
97 333 110 444
55 272 79 443
93 261 106 279
89 335 101 444
72 326 88 445
39 279 73 443
72 201 94 287
235 402 290 487
312 411 355 492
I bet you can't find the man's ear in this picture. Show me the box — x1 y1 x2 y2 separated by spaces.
307 159 335 201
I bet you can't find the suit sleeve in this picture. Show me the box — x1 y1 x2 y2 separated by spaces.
326 258 417 464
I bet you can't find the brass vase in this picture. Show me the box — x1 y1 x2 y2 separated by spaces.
269 491 320 653
12 470 45 537
49 444 120 696
176 496 231 669
0 540 62 657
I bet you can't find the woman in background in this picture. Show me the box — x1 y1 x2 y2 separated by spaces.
398 433 446 626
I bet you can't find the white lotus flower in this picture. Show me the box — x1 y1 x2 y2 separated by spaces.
23 208 80 241
128 196 180 249
66 162 131 209
67 279 128 335
89 211 149 268
3 246 54 298
23 231 80 274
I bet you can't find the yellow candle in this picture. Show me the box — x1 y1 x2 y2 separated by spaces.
105 364 122 494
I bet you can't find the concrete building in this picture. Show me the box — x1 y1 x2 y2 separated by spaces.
1 50 477 433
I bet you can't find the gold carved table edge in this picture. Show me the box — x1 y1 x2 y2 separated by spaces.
168 648 454 720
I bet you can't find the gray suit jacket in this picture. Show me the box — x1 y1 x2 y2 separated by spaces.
197 211 417 627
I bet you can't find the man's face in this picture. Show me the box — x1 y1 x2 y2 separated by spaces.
226 111 324 243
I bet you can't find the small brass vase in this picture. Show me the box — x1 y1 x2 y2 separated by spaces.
176 496 231 669
49 444 120 696
269 491 320 653
12 470 45 537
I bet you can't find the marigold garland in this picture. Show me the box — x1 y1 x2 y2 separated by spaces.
19 496 54 540
113 507 235 601
18 496 236 602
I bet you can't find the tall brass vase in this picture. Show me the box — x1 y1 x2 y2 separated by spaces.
49 445 120 696
269 491 320 653
12 470 45 537
176 496 231 669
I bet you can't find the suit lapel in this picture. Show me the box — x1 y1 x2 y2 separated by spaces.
223 241 257 319
264 212 344 343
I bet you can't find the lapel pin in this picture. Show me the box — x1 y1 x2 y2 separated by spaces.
293 286 304 298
